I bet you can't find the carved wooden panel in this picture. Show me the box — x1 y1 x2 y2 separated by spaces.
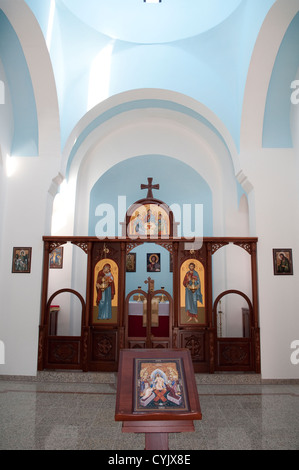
91 330 117 362
233 241 252 254
47 338 81 365
49 241 66 253
179 331 205 362
93 242 121 266
129 340 146 349
151 340 170 349
210 241 229 254
217 340 251 367
71 241 88 253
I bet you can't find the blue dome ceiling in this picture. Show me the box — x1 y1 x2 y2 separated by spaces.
60 0 243 44
22 0 298 153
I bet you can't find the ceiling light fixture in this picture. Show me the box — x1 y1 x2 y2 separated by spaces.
144 0 161 3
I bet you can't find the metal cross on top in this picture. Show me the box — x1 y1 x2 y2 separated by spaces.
140 177 159 199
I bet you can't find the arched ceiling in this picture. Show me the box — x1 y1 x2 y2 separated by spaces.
59 0 242 44
5 0 298 156
263 11 299 148
0 9 38 156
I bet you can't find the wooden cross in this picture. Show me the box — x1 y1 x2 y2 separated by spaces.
144 277 154 292
141 177 159 199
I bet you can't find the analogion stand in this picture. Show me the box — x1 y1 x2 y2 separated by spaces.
115 349 202 450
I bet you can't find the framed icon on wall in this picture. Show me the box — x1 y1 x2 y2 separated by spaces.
273 249 293 275
12 247 32 273
147 253 161 272
126 252 136 272
49 247 63 269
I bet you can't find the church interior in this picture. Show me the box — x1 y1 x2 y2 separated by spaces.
0 0 298 451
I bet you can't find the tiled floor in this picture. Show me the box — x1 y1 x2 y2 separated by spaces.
0 373 298 450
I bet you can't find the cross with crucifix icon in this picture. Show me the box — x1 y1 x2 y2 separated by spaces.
144 276 154 292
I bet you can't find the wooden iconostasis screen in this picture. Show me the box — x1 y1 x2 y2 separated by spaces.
38 236 260 374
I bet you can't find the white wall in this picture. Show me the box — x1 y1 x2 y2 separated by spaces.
0 58 13 263
240 148 299 379
0 158 59 376
238 1 299 379
0 1 61 376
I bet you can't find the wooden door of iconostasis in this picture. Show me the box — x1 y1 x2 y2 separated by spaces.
124 244 173 349
125 282 173 350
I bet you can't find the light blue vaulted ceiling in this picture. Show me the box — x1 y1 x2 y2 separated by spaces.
263 11 299 148
0 10 38 156
58 0 244 44
23 0 280 153
2 0 297 154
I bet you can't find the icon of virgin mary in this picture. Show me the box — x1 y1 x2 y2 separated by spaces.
96 263 115 319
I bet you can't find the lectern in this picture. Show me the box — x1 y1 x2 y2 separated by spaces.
115 348 202 450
